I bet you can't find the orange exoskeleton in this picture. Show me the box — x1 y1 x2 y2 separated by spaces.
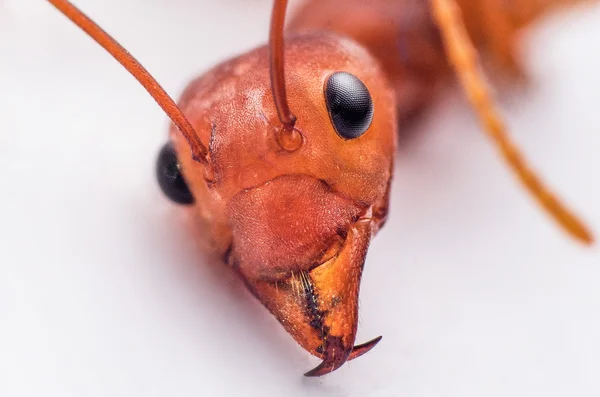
47 0 594 376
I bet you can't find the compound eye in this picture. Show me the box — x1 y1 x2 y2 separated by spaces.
156 142 194 205
324 72 374 139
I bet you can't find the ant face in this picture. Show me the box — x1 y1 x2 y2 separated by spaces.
164 33 397 374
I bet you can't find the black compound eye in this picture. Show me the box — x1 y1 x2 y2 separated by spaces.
156 142 195 205
324 71 374 139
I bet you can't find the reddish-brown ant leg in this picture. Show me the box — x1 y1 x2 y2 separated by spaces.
431 0 594 244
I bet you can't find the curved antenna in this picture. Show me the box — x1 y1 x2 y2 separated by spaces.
429 0 594 244
269 0 297 130
47 0 209 165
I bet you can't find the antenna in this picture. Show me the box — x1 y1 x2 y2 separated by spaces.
269 0 297 131
47 0 209 164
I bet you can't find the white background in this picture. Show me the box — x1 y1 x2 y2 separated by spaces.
1 0 600 396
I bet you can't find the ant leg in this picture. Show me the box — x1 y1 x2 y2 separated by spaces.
429 0 594 244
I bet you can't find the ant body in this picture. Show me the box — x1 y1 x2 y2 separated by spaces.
3 0 596 380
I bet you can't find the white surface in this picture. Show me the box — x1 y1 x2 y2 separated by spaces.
1 1 600 396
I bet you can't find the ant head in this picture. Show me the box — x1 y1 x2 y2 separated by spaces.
169 32 397 376
49 0 397 375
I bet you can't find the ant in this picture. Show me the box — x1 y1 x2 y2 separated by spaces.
15 0 596 377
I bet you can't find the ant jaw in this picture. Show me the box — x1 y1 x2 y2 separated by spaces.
304 335 382 377
241 218 378 376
